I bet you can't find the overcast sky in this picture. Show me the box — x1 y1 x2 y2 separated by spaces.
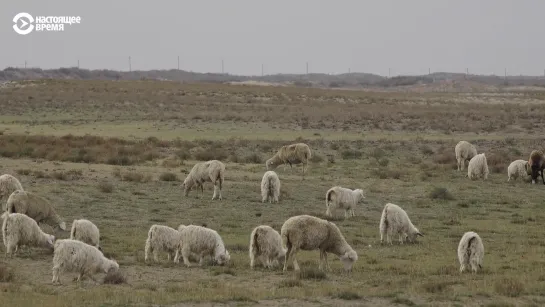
1 0 544 76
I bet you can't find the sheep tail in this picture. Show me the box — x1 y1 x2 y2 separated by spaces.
70 220 77 239
250 228 260 259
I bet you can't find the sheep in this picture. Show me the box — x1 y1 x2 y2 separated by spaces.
260 171 281 203
144 224 182 263
280 215 358 272
379 203 423 245
2 212 55 257
507 159 531 182
6 190 67 231
182 160 225 200
0 174 24 211
467 153 489 180
51 239 119 284
457 231 484 273
249 225 286 269
265 143 312 178
455 141 477 171
528 150 545 185
175 225 230 267
325 186 365 219
70 219 101 251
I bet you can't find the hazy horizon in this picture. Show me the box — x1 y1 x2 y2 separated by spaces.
1 0 544 77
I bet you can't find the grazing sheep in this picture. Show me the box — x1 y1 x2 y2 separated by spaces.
507 159 531 182
261 171 281 203
249 225 286 269
266 143 312 177
6 190 67 231
52 239 119 284
175 225 230 267
280 215 358 272
457 231 484 273
144 224 182 263
379 203 423 245
467 153 489 180
182 160 225 200
455 141 477 171
2 212 55 257
70 219 101 251
528 150 545 185
0 174 24 211
325 186 365 219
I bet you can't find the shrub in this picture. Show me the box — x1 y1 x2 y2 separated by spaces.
0 262 14 282
159 172 178 181
98 182 114 193
430 187 454 200
494 278 524 297
103 270 127 284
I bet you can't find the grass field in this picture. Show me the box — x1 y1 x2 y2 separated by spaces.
1 80 545 306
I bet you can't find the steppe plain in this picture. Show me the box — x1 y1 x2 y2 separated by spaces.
1 79 545 306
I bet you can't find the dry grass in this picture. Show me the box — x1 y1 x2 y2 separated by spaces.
1 80 545 307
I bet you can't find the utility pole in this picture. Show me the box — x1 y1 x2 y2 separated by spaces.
388 68 391 78
428 68 431 75
24 61 27 69
261 64 264 76
306 62 309 75
348 68 351 73
129 56 132 72
177 56 180 70
77 59 80 69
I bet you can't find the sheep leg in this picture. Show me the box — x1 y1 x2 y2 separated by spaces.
344 210 349 219
459 264 466 273
153 250 159 262
52 266 61 284
351 208 355 217
283 245 292 272
173 249 180 263
541 169 545 185
182 248 193 267
144 241 152 262
288 247 300 271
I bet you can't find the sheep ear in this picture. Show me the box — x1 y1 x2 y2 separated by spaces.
417 232 424 237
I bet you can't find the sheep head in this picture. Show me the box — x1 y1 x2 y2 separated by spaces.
46 235 55 249
339 249 358 272
216 250 230 266
58 221 67 231
355 189 366 202
104 259 119 273
182 178 193 196
406 227 424 243
265 158 278 170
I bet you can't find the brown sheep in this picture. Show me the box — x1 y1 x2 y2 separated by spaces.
265 143 312 178
528 150 545 185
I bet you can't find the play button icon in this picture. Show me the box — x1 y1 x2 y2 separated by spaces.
13 12 35 35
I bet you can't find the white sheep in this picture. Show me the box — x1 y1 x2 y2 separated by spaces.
261 171 281 203
182 160 225 200
175 225 230 267
249 225 286 269
507 159 530 182
70 219 101 251
6 190 67 231
467 153 489 180
457 231 484 273
266 143 312 177
0 174 24 211
379 203 423 245
144 224 182 263
325 186 365 219
455 141 477 171
51 239 119 284
280 215 358 272
2 212 55 257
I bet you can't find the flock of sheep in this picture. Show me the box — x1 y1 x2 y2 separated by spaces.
0 140 543 284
